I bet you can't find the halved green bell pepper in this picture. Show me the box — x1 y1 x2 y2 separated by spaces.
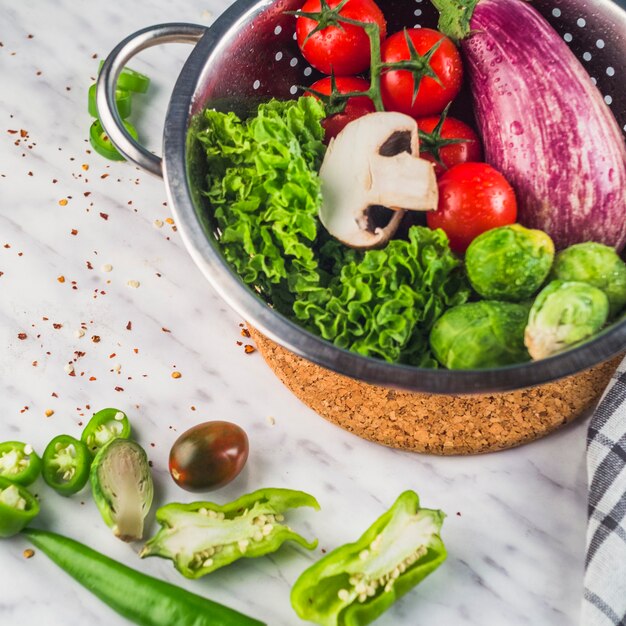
0 441 42 486
140 488 319 578
81 408 131 456
0 476 40 537
291 491 446 626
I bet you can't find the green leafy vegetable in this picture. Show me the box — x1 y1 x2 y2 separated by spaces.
193 97 326 312
296 227 470 366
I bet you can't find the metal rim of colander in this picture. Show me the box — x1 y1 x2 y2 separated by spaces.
162 0 626 395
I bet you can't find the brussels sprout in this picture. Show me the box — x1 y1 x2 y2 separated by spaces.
430 301 531 369
551 242 626 317
90 438 153 542
465 224 554 301
524 280 609 361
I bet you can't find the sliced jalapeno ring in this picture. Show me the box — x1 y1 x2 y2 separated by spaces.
88 84 132 119
0 476 40 537
0 441 42 486
81 408 131 456
89 119 138 161
98 60 150 93
42 435 91 496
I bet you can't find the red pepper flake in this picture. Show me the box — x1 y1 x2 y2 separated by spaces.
109 353 116 358
236 341 243 346
83 191 91 197
91 335 100 343
36 70 42 76
53 323 62 329
150 442 156 448
133 348 139 354
171 371 182 379
244 345 256 354
70 229 78 236
86 261 93 270
17 252 23 257
4 244 10 248
81 164 89 171
241 328 251 338
100 174 109 180
161 327 171 333
20 406 29 414
58 199 68 206
57 275 65 283
89 376 97 381
17 333 27 340
27 171 33 176
114 386 124 392
7 130 18 135
51 392 58 398
100 212 109 220
52 178 58 184
126 321 132 331
32 361 37 367
20 129 28 138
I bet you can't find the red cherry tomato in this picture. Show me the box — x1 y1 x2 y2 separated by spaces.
306 76 375 142
427 163 518 254
169 421 249 492
417 115 483 176
296 0 387 76
381 28 463 118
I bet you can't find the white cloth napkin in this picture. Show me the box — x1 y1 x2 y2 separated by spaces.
583 362 626 625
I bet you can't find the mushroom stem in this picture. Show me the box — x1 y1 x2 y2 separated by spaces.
368 153 438 212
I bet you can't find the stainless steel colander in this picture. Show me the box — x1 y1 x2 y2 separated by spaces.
97 0 626 394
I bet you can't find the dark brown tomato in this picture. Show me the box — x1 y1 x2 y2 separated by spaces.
169 421 249 492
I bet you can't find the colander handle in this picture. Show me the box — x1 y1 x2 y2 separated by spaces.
97 23 207 178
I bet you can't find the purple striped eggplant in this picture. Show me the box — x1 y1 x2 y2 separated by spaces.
433 0 626 251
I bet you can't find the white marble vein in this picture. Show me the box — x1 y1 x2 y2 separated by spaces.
0 1 592 624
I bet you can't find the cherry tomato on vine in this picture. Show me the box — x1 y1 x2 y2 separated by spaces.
306 76 375 141
296 0 387 76
418 114 483 176
381 28 463 118
169 421 249 492
427 162 518 254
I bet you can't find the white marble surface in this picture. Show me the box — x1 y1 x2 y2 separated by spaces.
0 1 595 624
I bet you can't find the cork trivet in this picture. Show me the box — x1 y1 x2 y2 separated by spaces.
249 328 622 455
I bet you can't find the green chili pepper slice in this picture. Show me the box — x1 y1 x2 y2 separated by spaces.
0 441 42 486
140 488 320 578
88 84 132 119
291 491 447 626
89 119 138 161
0 476 40 538
42 435 91 496
81 408 131 456
98 60 150 93
23 528 265 625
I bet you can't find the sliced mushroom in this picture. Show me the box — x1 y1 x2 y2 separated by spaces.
319 112 439 249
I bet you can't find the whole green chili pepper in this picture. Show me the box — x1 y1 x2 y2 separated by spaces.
291 491 446 626
81 407 131 456
42 435 91 496
22 528 265 626
140 488 319 578
0 441 42 486
0 476 39 537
